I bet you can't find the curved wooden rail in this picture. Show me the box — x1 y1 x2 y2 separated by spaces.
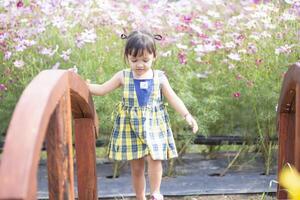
277 63 300 199
0 70 99 199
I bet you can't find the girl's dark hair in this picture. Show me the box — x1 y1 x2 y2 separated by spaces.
123 30 159 61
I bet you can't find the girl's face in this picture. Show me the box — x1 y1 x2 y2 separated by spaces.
127 50 155 77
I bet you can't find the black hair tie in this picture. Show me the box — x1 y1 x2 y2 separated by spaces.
121 34 128 39
154 34 163 41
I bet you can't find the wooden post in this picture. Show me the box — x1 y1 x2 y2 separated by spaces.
277 113 289 199
74 118 98 200
46 90 75 200
295 84 300 170
287 113 295 166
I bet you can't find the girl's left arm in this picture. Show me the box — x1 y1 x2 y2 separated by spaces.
161 76 198 133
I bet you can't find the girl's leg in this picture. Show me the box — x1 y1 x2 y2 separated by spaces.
130 158 146 200
146 156 163 195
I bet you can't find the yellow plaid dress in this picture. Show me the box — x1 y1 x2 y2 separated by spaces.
108 69 178 160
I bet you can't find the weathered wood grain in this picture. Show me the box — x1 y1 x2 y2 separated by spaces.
75 118 98 200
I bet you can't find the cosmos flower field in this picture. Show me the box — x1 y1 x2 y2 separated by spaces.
0 0 299 146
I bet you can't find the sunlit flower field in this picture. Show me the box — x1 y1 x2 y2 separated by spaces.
0 0 299 152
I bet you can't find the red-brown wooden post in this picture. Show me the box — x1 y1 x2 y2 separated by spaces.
277 113 289 199
46 91 75 200
277 63 300 199
287 113 295 165
295 84 300 170
74 118 98 200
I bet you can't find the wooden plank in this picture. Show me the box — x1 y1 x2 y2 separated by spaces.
286 113 295 166
74 118 98 200
277 113 289 199
46 91 74 200
295 84 300 170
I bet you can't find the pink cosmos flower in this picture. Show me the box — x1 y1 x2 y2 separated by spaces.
175 25 190 33
214 40 223 49
0 40 6 48
143 4 150 11
275 44 294 55
178 52 187 65
198 33 208 40
293 3 300 16
235 34 245 46
4 51 12 60
17 1 23 8
0 84 7 91
247 43 258 54
183 15 192 24
60 49 71 61
214 21 223 29
76 29 97 48
236 74 243 80
255 58 263 66
237 34 245 40
233 92 241 98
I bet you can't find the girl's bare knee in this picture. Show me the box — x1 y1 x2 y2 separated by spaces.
130 158 145 176
147 156 162 167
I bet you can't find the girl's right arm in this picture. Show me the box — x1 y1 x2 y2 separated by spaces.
87 70 123 96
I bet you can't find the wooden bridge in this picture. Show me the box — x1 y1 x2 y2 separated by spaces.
0 63 300 199
0 70 98 199
277 63 300 199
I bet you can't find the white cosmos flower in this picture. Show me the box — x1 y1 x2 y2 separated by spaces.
195 57 202 62
14 60 25 69
207 10 220 18
160 50 172 57
284 0 300 4
281 11 297 21
228 63 235 70
39 45 59 57
194 44 216 53
225 42 236 49
176 44 188 50
196 71 211 79
228 53 241 61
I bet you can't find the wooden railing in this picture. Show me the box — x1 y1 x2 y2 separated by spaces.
277 63 300 199
0 70 98 200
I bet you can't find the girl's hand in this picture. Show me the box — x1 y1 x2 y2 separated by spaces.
185 114 198 133
85 79 92 92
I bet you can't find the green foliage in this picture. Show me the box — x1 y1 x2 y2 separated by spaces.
1 2 300 151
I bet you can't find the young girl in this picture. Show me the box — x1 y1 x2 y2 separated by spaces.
87 30 198 200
